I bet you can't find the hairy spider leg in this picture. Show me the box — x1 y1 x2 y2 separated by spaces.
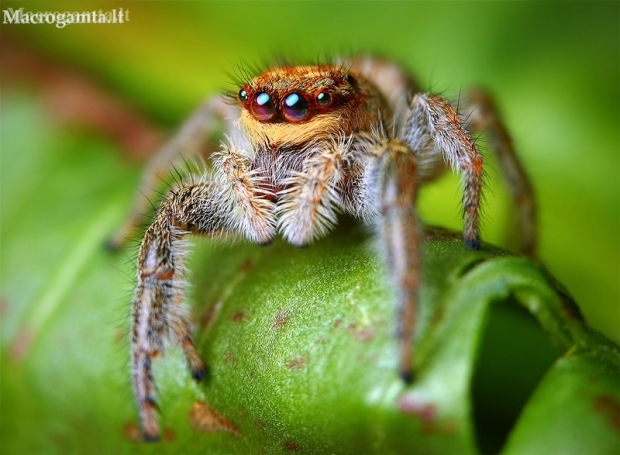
401 93 485 250
461 89 537 257
372 137 421 382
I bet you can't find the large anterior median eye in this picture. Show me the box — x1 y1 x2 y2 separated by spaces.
282 92 310 122
252 92 275 120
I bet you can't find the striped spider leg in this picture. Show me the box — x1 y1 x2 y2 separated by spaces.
460 89 537 257
125 57 536 440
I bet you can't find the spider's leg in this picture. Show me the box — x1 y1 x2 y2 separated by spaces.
132 185 212 442
372 138 421 382
109 97 240 250
461 89 537 257
402 93 485 250
132 146 275 441
277 138 349 246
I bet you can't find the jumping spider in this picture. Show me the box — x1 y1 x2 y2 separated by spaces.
114 57 536 441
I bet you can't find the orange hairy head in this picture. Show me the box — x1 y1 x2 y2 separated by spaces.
235 65 391 148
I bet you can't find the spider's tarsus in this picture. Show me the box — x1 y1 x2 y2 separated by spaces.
191 366 208 382
142 432 160 443
464 236 480 250
400 368 415 384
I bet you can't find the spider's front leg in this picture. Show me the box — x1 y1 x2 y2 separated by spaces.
132 145 275 441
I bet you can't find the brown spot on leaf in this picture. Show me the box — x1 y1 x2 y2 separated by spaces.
239 260 253 272
333 318 342 328
315 337 325 345
594 394 620 432
189 402 240 437
346 322 375 342
123 422 141 441
398 395 438 433
230 308 249 323
286 355 306 370
273 309 290 329
224 350 236 364
163 428 175 441
355 328 375 342
284 441 299 451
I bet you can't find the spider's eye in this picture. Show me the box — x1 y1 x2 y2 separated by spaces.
238 89 249 104
252 92 275 120
315 92 332 107
282 92 309 122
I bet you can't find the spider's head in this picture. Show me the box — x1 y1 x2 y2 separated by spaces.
235 65 388 148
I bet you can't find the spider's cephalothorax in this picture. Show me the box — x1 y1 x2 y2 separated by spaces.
119 57 536 441
237 65 388 141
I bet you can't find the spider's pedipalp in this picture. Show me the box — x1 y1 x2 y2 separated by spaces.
277 136 351 246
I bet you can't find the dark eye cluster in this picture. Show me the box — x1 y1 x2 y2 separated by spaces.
237 89 334 123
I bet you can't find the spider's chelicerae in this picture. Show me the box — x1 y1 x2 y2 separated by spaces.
119 57 536 441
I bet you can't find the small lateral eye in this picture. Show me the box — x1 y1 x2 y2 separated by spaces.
238 88 249 104
282 92 310 122
315 92 332 107
252 92 276 120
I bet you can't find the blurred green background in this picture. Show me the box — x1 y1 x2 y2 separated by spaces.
2 0 617 342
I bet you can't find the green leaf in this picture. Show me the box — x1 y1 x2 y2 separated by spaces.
2 90 618 455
